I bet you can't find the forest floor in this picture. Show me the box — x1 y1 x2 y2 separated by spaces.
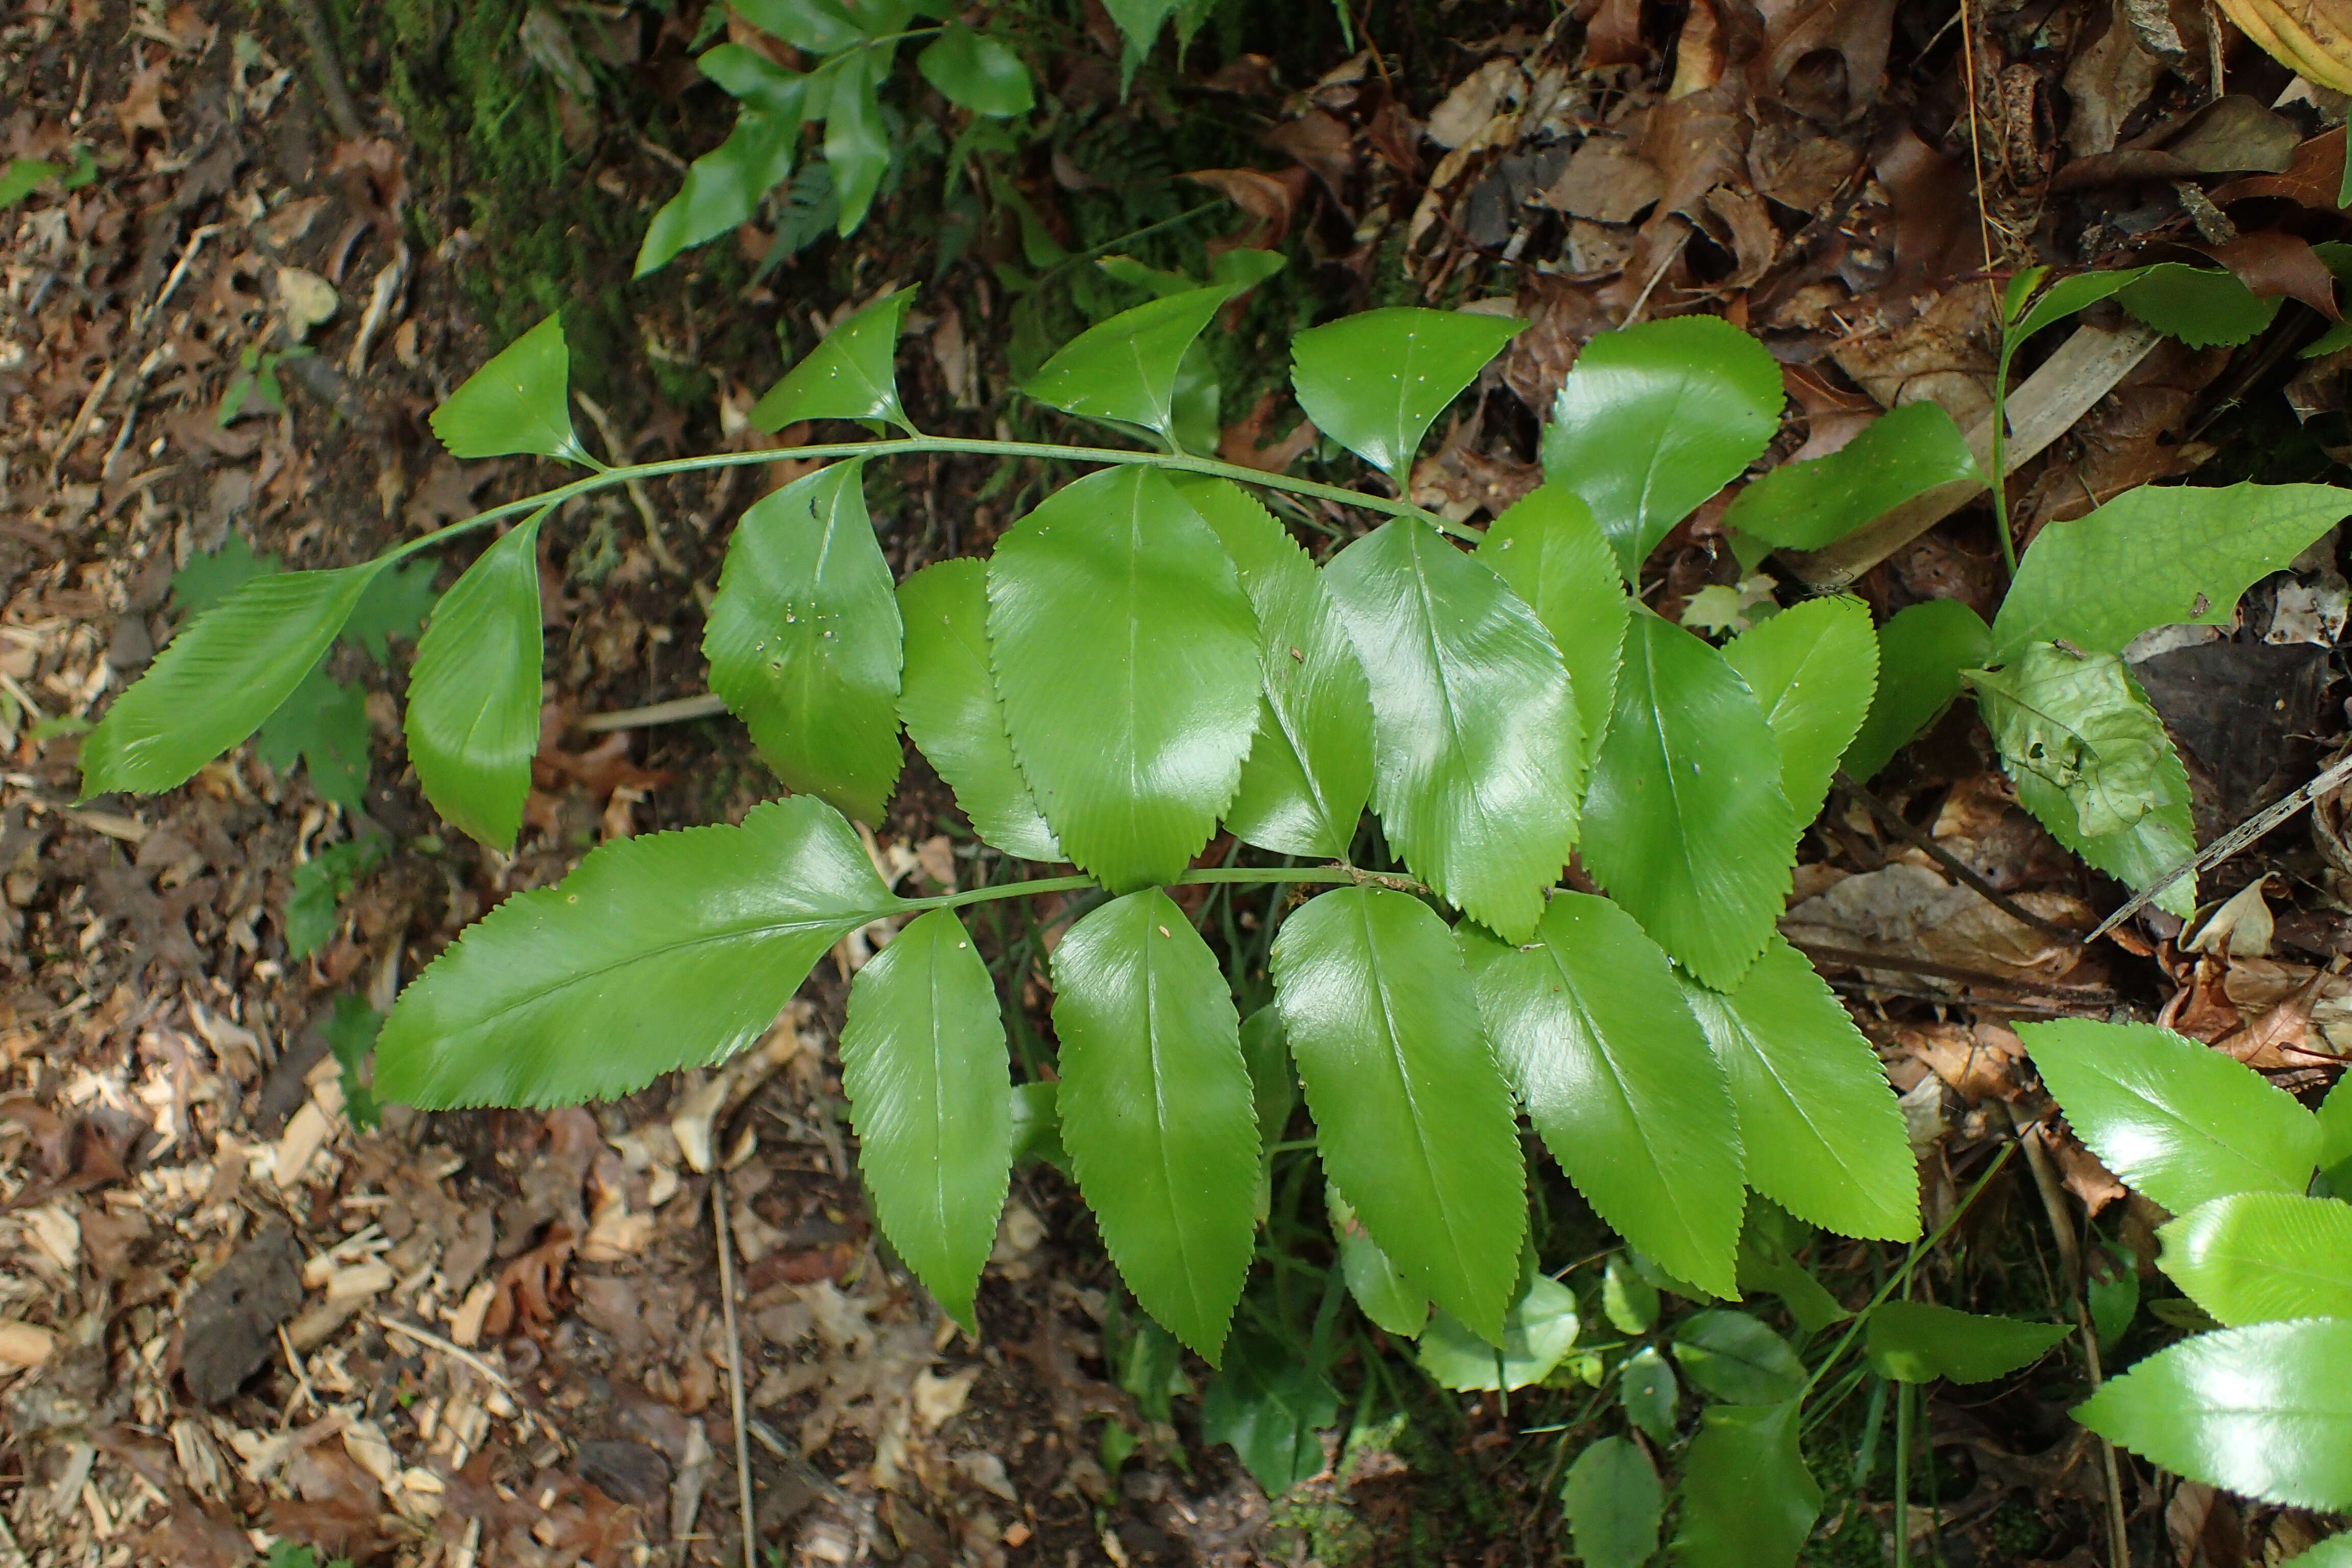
8 0 2352 1565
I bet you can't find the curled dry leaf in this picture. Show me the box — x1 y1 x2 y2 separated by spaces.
2214 0 2352 93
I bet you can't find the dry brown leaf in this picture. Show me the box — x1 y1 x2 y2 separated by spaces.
115 62 172 138
2215 0 2352 93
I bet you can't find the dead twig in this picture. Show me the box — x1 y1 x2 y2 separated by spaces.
1836 772 2083 940
575 692 730 732
2088 751 2352 942
576 390 684 574
374 1314 517 1392
276 0 364 141
712 1178 760 1568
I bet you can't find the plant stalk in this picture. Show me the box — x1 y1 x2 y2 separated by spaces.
387 434 1478 572
901 862 1424 917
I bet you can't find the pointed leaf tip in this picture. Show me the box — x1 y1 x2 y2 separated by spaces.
1290 306 1523 481
750 288 917 433
429 312 595 468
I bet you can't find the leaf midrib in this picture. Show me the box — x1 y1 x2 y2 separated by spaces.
1536 937 1720 1273
1355 892 1487 1309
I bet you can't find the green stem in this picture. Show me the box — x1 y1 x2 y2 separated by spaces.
1894 1380 1915 1568
1797 1141 2017 1402
387 435 1476 571
902 862 1417 917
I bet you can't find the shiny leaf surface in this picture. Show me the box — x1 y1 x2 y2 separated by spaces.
1672 1311 1806 1405
1723 401 1981 551
1172 475 1373 859
377 798 902 1107
1477 483 1628 765
1542 316 1783 579
1672 1400 1822 1568
1462 894 1744 1297
2158 1192 2352 1325
1022 287 1237 443
1330 1183 1428 1336
989 467 1260 890
2017 1018 2319 1214
918 24 1034 115
1051 890 1259 1359
1561 1437 1662 1568
1583 611 1794 988
81 564 383 799
1290 307 1524 481
428 312 593 467
1418 1276 1580 1391
1679 936 1919 1241
840 908 1010 1333
634 107 799 278
1844 599 1991 782
2075 1319 2352 1509
895 559 1060 861
1323 517 1580 943
1272 886 1526 1339
405 513 544 850
1724 597 1878 828
750 288 915 433
705 462 904 824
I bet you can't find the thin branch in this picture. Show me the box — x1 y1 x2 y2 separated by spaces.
2087 751 2352 942
576 692 730 732
384 432 1478 573
575 389 682 574
1836 772 2082 939
712 1178 759 1568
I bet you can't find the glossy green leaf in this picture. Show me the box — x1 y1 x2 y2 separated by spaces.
1583 611 1794 988
822 50 890 235
1621 1345 1678 1441
2017 1018 2319 1215
2009 267 2142 350
1322 518 1580 943
1843 599 1992 782
1975 645 2197 916
2074 1318 2352 1509
1994 482 2351 659
1561 1436 1662 1568
2088 1241 2140 1349
1290 307 1524 482
1724 596 1878 828
1462 895 1744 1298
733 0 865 51
697 42 809 112
895 560 1059 861
1541 316 1783 580
1477 484 1628 765
405 513 545 850
1672 1311 1806 1405
1099 0 1174 67
254 667 372 811
1021 286 1237 444
2159 1192 2352 1326
1723 402 1981 552
428 312 593 467
1679 936 1919 1241
989 467 1259 890
1671 1400 1823 1568
750 288 915 433
634 108 800 277
81 563 384 799
840 908 1008 1333
1603 1254 1660 1334
2323 1075 2352 1194
919 24 1033 116
1200 1332 1338 1496
1170 476 1373 858
1271 886 1526 1339
1418 1275 1580 1391
376 797 902 1107
322 991 384 1132
1051 890 1259 1360
2120 262 2279 348
705 461 904 824
1330 1183 1428 1336
1864 1301 2070 1384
